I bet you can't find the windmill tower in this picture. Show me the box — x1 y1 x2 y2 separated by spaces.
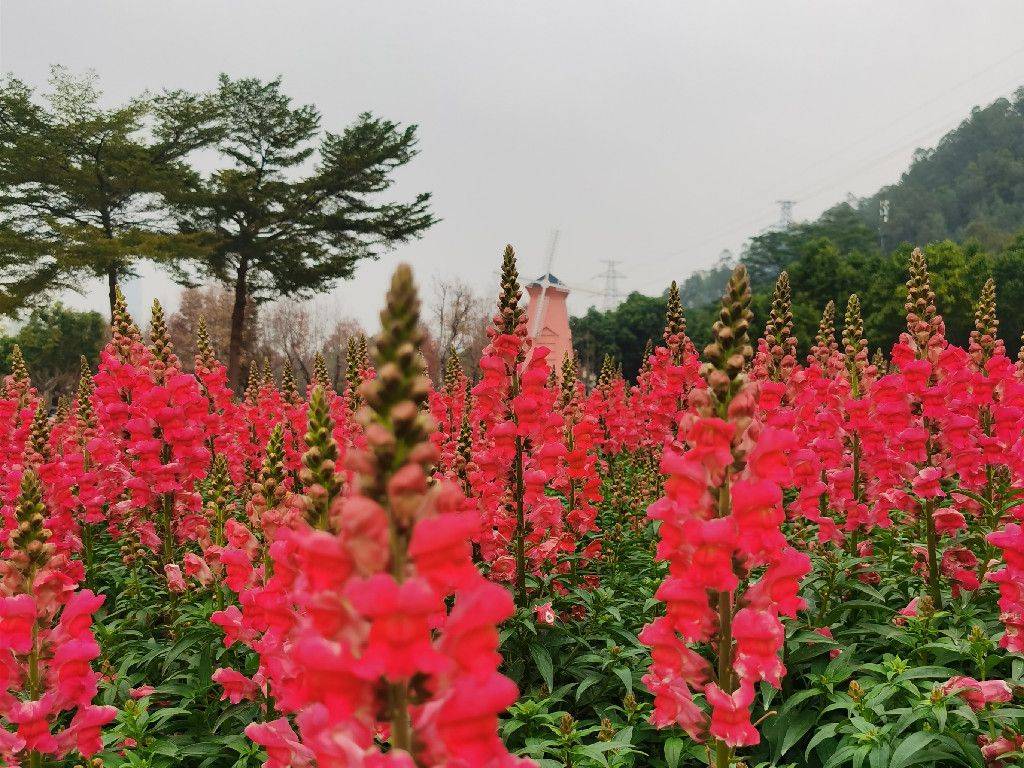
525 231 573 370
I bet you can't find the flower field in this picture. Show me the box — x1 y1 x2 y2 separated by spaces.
4 244 1024 768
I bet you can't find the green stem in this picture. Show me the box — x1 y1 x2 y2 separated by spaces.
714 587 734 768
386 488 412 754
712 480 734 768
923 499 942 610
83 522 94 586
26 564 44 768
513 434 527 608
160 493 175 567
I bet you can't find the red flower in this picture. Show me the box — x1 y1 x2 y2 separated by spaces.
940 676 1012 711
164 564 187 593
346 574 448 680
51 637 102 707
731 608 785 687
8 698 57 754
0 595 36 653
679 517 739 592
60 704 118 757
655 576 716 642
245 718 314 768
213 667 260 704
440 581 514 674
731 479 785 556
746 428 796 484
435 673 520 765
704 680 759 747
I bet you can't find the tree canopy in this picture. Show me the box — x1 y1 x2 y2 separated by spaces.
0 66 220 317
0 302 106 394
858 87 1024 252
173 74 437 386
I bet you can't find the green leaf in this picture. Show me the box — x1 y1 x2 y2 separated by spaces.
161 634 201 675
150 741 181 758
868 744 892 768
947 729 986 768
148 707 191 724
893 707 927 736
665 736 684 768
779 688 821 717
612 666 633 694
575 743 610 766
575 674 601 701
824 743 862 768
530 644 554 691
824 648 857 684
779 709 817 757
890 732 935 768
900 666 958 680
806 723 839 761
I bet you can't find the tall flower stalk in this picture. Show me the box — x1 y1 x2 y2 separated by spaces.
642 266 810 768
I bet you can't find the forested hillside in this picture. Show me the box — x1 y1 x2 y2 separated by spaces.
572 87 1024 379
859 87 1024 251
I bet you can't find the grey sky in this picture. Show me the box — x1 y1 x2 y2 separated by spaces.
3 1 1024 330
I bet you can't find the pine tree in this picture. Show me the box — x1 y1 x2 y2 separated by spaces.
173 75 437 388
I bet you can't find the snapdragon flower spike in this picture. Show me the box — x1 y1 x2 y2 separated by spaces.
345 336 376 413
895 248 953 608
630 293 703 452
429 351 470 480
0 470 116 763
64 359 110 529
469 246 568 607
238 265 531 768
193 317 250 485
753 271 798 395
91 295 211 562
663 280 695 365
0 346 39 528
588 356 639 454
642 265 810 767
942 280 1024 599
809 300 842 374
553 355 602 543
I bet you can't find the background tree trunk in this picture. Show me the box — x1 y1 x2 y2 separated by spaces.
107 267 118 322
228 258 248 390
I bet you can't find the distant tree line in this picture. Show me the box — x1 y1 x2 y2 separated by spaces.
0 289 376 399
573 87 1024 380
0 66 437 388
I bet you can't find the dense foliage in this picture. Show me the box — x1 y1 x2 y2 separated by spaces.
0 303 106 393
858 88 1024 252
4 244 1024 768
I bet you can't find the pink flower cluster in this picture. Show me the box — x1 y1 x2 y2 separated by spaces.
206 262 531 767
642 379 811 747
0 471 116 762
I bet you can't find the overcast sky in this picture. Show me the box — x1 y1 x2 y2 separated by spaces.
3 1 1024 331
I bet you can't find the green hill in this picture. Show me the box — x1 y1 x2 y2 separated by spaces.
572 87 1024 379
